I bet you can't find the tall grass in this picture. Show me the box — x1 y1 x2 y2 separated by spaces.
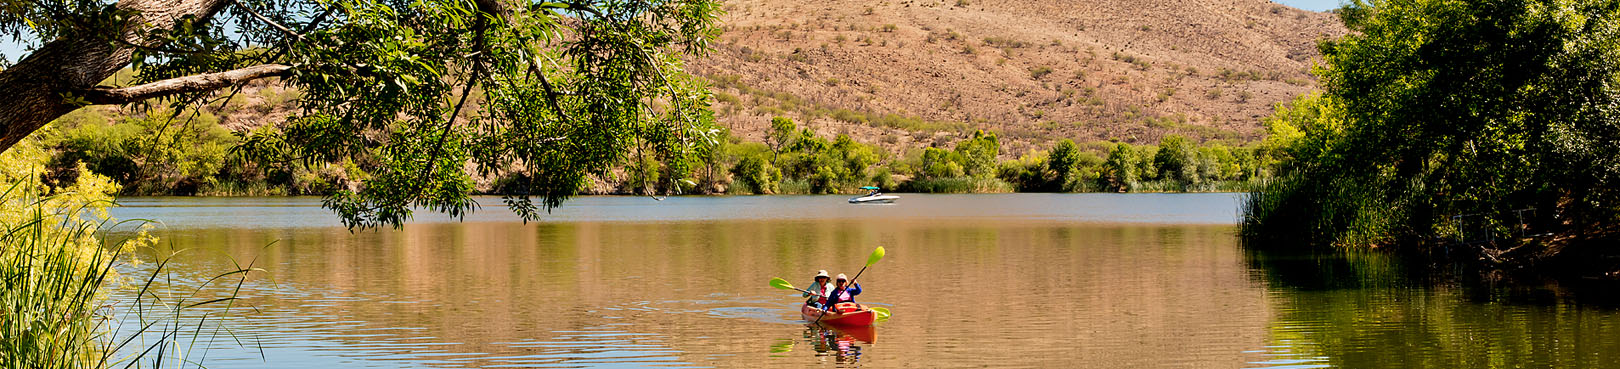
0 183 116 368
1241 174 1400 249
0 181 260 368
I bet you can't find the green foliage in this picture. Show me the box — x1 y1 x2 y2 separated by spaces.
1260 92 1341 177
954 130 1000 178
996 151 1049 192
1029 66 1053 79
1153 134 1195 185
0 157 126 369
917 147 965 180
870 167 898 190
1047 139 1083 180
38 107 248 195
760 128 886 194
767 116 797 159
0 140 252 369
19 0 731 228
899 177 1014 193
1101 143 1145 192
1244 0 1620 255
994 139 1105 192
28 105 361 196
729 155 780 194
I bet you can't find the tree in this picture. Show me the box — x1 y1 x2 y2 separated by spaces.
0 0 725 228
728 155 780 194
766 116 797 161
1100 143 1138 192
1046 139 1081 185
1152 134 1194 184
954 130 999 178
831 134 878 185
918 147 963 180
1243 0 1620 262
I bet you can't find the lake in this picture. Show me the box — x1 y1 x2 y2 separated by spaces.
104 194 1620 368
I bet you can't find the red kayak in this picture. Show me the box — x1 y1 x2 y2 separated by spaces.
802 302 876 326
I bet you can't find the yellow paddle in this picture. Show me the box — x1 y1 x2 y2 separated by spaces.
871 307 891 319
769 277 813 294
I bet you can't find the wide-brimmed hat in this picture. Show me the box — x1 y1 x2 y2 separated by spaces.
836 273 848 281
815 270 830 279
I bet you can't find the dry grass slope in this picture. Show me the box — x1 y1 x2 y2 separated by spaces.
692 0 1346 156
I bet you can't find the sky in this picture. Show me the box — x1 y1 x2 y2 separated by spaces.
1275 0 1346 11
1 0 1346 66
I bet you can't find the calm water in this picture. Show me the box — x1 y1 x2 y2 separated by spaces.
101 194 1620 368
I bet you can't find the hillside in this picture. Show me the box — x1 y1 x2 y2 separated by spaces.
21 1 1349 196
691 0 1346 156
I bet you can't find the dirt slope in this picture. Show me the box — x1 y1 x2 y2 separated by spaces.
691 0 1346 155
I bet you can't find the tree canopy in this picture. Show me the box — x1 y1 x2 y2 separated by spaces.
1244 0 1620 260
0 0 724 228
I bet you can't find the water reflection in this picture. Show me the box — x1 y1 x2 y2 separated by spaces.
97 194 1620 368
1242 246 1620 368
105 194 1273 368
764 324 874 367
803 324 869 366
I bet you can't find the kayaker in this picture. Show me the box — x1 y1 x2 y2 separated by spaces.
804 270 832 308
823 273 862 312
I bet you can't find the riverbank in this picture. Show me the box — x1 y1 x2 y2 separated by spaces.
27 107 1279 198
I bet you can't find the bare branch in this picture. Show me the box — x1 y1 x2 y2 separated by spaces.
79 64 293 105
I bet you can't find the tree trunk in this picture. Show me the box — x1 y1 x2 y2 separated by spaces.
0 0 230 153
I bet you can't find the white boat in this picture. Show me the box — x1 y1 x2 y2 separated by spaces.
848 187 898 204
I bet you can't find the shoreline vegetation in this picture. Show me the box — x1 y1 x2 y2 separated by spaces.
1240 0 1620 281
25 107 1284 198
0 141 251 368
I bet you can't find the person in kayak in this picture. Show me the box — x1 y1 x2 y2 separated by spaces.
824 273 862 312
804 270 832 308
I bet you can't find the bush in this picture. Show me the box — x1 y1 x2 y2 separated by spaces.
898 177 1014 193
1029 66 1053 79
729 155 781 194
42 107 251 195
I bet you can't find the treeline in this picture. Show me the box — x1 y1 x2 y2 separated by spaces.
664 116 1277 195
32 106 365 196
28 107 1277 196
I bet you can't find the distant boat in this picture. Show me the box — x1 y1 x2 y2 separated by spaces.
848 186 898 204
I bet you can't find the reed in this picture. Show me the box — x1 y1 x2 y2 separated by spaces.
0 181 259 368
1240 173 1400 249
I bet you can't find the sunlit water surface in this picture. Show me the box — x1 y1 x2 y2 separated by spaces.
102 194 1620 368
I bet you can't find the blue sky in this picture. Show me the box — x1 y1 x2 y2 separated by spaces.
2 0 1346 65
1275 0 1345 11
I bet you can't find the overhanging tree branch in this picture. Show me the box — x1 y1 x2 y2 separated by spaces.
79 64 293 105
231 0 304 41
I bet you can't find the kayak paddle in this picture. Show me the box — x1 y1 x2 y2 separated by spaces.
769 277 813 294
815 246 885 324
871 307 891 319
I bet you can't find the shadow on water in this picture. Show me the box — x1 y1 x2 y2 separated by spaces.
1241 240 1620 305
1240 241 1620 368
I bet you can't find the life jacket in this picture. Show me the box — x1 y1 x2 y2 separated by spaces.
833 302 861 313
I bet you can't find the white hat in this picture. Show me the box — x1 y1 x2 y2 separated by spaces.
816 270 829 278
836 273 848 280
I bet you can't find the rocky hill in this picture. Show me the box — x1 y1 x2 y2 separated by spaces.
690 0 1346 155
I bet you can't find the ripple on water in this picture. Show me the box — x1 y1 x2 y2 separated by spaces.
481 328 702 368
